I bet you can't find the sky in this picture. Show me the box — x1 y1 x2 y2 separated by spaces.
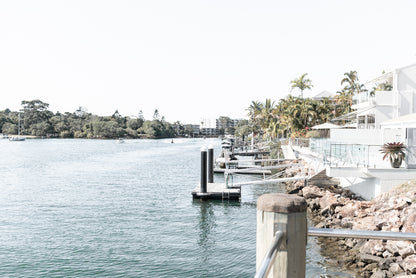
1 0 416 126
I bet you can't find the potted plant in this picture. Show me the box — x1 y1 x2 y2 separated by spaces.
380 142 406 168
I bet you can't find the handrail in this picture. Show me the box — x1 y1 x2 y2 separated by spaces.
254 227 416 278
308 227 416 241
254 231 285 278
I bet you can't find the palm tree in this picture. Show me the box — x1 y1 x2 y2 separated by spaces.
247 101 264 134
314 97 335 123
341 70 367 95
290 73 313 99
335 89 353 115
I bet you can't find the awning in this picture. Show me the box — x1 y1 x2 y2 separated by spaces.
380 113 416 128
332 105 376 121
311 122 341 130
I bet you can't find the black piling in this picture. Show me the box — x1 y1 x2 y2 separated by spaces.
208 145 214 183
200 146 208 194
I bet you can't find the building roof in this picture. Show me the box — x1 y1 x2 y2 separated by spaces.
365 63 416 86
380 113 416 127
311 122 341 130
312 90 335 100
332 105 376 122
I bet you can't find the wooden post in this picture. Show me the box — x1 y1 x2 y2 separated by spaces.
256 193 307 278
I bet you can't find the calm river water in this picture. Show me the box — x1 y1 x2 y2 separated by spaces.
0 138 353 277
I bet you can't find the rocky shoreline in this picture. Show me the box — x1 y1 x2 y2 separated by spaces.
282 160 416 278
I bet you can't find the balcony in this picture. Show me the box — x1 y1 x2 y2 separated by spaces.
352 90 394 110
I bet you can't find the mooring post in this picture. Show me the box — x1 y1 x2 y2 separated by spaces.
256 193 307 278
200 146 208 194
208 144 214 183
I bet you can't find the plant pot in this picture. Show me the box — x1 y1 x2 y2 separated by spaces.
390 157 403 168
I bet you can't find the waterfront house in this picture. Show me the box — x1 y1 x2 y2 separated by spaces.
290 63 416 199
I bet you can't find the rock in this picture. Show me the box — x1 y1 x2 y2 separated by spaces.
397 241 415 258
302 186 323 199
371 270 387 278
386 241 400 256
364 262 380 272
353 216 377 231
360 253 383 264
402 213 416 233
341 217 354 229
383 250 393 258
362 240 386 255
319 192 339 210
389 263 403 276
336 201 361 218
379 257 394 270
400 254 416 273
309 198 320 211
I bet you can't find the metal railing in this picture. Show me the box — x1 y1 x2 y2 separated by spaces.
308 227 416 241
255 227 416 278
254 231 285 278
291 138 412 168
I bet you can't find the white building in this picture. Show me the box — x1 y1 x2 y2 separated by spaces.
292 63 416 199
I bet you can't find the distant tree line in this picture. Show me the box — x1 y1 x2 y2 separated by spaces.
0 100 188 139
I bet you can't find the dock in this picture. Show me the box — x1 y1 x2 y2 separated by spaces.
232 150 270 157
192 183 241 200
213 167 272 175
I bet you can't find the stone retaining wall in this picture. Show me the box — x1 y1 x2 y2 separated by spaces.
283 160 416 278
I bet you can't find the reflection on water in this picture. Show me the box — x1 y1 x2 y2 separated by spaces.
196 201 216 250
0 138 356 277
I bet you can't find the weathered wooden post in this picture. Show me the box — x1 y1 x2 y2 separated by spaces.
256 193 307 278
208 144 214 183
200 146 208 194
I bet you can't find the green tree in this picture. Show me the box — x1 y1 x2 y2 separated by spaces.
290 73 313 99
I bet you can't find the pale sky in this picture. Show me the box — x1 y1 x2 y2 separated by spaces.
1 0 416 125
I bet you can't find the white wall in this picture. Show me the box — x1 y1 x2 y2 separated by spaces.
382 128 403 144
375 107 393 128
397 65 416 92
330 129 382 145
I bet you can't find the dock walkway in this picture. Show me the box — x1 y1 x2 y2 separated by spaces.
192 183 241 200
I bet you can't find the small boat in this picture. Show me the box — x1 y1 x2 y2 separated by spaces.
9 113 26 142
117 138 125 144
9 136 25 142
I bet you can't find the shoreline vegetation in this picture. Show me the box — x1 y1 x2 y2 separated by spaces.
0 100 185 139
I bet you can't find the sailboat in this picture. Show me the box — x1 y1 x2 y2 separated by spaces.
9 113 26 141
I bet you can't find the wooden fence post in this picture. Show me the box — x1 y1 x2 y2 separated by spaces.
256 193 307 278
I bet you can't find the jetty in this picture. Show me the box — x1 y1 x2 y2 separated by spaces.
191 183 240 200
192 145 242 200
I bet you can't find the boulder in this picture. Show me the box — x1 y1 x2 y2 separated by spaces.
400 254 416 273
320 192 339 209
335 201 361 218
389 263 403 276
361 240 385 255
370 270 387 278
302 186 323 199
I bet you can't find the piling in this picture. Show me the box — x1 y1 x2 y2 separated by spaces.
208 145 214 183
256 193 307 278
200 146 208 194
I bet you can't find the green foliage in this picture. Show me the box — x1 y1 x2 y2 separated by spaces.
380 142 406 161
0 100 181 139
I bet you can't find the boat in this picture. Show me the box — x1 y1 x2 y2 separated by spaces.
9 113 25 141
9 136 25 142
117 138 125 144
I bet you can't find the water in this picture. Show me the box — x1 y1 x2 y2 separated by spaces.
0 138 353 277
